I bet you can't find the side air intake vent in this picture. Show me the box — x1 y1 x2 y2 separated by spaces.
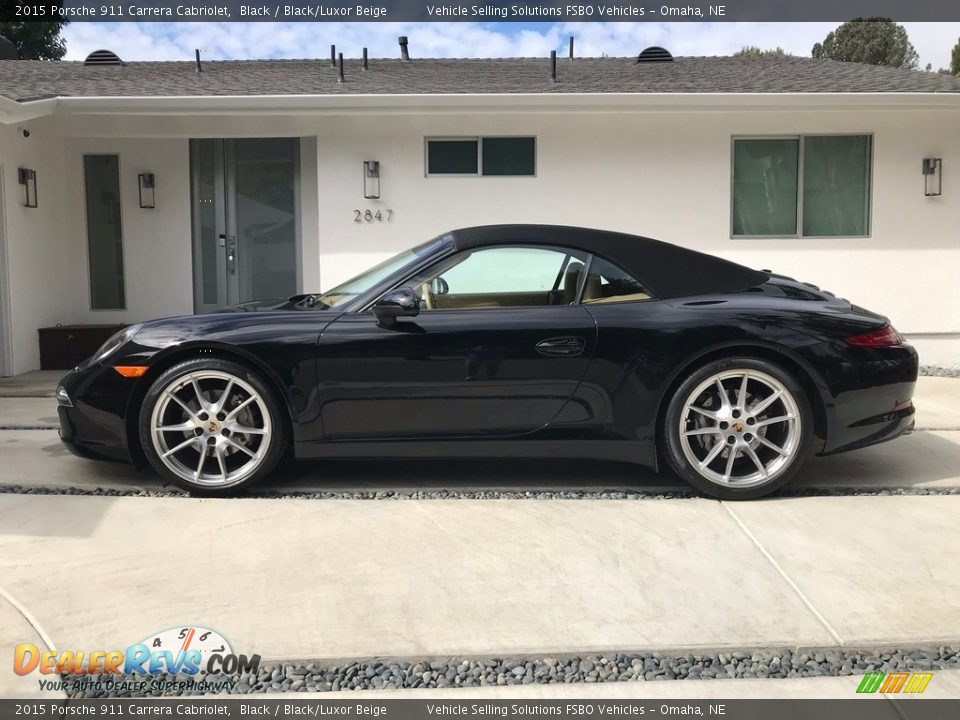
84 49 124 66
637 46 673 63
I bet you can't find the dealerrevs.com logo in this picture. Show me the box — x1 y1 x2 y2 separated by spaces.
14 626 260 694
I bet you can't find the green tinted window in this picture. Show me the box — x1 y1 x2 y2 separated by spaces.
482 137 535 176
732 135 872 238
802 135 872 237
732 139 799 236
427 140 478 175
84 154 126 310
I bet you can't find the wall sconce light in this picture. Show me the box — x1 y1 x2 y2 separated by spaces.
922 158 942 197
17 168 37 208
363 161 380 200
138 172 156 208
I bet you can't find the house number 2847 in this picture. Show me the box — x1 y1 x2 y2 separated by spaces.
354 209 394 223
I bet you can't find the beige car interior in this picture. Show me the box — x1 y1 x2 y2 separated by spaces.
419 256 651 311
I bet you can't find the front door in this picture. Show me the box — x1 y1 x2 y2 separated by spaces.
190 138 301 311
317 307 597 439
316 245 599 439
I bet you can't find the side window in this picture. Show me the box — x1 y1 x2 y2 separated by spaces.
581 257 653 305
411 246 586 310
84 154 126 310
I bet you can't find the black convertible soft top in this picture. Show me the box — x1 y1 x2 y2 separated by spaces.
447 225 769 300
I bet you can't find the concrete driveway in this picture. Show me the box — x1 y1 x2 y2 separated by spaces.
1 374 959 699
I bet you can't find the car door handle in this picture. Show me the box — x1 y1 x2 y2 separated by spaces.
536 336 586 357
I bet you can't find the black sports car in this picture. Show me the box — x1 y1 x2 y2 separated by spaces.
57 225 917 499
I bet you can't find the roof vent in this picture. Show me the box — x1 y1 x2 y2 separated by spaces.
84 49 124 66
636 46 673 63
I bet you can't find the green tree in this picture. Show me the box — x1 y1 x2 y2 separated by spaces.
951 38 960 76
0 21 67 60
812 18 918 69
735 46 787 57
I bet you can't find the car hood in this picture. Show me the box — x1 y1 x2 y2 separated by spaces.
125 305 342 352
222 294 320 312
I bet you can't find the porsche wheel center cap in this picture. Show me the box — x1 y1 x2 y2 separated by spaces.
205 420 220 434
732 421 745 433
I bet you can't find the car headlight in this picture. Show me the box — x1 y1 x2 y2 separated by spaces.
56 385 72 407
91 324 142 364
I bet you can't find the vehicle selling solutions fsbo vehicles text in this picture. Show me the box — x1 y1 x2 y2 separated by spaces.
425 5 727 18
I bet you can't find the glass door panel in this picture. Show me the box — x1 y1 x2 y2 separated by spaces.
191 138 300 311
232 138 299 303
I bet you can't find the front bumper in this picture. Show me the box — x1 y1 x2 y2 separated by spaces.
57 363 140 463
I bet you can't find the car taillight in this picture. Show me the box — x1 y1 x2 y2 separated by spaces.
845 325 903 347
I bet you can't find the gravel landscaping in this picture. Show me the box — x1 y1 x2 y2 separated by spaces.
59 646 960 697
2 483 960 500
920 365 960 378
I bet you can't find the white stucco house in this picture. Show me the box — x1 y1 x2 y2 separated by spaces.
0 46 958 376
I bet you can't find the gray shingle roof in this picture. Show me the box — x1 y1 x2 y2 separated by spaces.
2 55 959 102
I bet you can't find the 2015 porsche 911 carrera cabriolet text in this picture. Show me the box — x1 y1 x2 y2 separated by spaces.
57 225 918 499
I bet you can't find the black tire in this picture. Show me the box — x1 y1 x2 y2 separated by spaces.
660 356 813 500
139 358 288 495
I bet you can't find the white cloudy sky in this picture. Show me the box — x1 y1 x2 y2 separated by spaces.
62 22 960 70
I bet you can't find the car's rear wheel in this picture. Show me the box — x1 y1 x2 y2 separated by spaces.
661 357 813 500
139 359 287 495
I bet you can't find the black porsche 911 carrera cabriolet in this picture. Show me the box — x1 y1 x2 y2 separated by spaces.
57 225 917 499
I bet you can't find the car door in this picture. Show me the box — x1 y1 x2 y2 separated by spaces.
315 245 598 440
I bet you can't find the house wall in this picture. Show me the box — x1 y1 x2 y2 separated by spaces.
60 137 194 326
0 119 70 375
3 104 958 372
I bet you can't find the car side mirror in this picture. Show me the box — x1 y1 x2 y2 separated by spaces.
373 287 420 326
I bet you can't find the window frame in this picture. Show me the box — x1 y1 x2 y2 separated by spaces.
730 133 873 240
370 243 654 314
424 136 537 178
404 243 581 312
82 152 128 311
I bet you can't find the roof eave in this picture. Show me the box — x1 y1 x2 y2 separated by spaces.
3 91 960 124
55 92 960 113
0 96 58 124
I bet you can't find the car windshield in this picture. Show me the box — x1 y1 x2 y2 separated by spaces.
311 236 451 308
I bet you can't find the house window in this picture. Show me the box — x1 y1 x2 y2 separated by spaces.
481 138 536 176
426 139 478 175
732 135 872 238
426 137 535 177
83 154 126 310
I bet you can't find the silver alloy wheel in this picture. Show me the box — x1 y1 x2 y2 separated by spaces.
678 369 801 488
149 370 272 488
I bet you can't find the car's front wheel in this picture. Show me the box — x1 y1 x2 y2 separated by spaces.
139 359 287 495
661 357 813 500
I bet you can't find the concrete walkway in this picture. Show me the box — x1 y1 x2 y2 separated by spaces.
0 370 60 398
1 494 958 660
